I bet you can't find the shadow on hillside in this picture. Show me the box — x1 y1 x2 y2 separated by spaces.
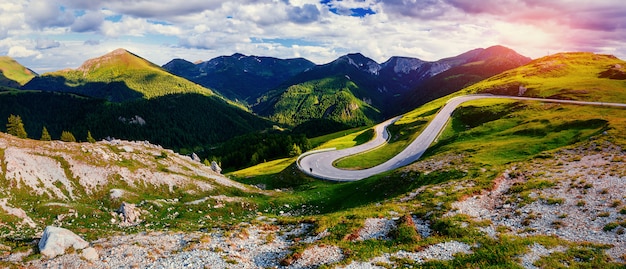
22 76 143 102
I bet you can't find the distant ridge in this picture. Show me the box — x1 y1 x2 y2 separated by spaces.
253 45 531 129
399 45 532 110
163 53 315 103
23 48 213 102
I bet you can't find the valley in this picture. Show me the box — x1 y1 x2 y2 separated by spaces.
0 48 625 268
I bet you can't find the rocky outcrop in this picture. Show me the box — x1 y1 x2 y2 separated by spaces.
211 161 222 174
38 226 89 258
116 202 141 226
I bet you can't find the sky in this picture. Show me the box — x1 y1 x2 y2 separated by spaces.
1 0 625 73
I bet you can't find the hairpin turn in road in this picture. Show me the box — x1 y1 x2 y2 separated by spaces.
297 94 626 181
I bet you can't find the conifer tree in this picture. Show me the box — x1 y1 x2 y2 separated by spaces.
60 131 76 142
6 114 27 138
40 127 51 141
86 131 96 143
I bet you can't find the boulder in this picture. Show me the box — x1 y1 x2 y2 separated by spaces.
191 152 201 162
81 247 99 261
211 161 222 174
38 226 89 258
116 202 141 226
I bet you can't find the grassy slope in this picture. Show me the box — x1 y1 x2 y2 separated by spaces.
225 52 626 267
335 52 626 169
467 52 626 101
26 49 215 101
0 56 36 85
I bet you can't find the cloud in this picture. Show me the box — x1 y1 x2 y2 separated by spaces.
100 16 182 37
381 0 449 19
71 11 105 32
179 32 251 50
105 0 225 18
27 0 75 29
288 4 321 24
84 39 100 45
0 3 26 39
8 46 40 58
35 38 61 49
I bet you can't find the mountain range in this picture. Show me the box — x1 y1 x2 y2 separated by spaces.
0 45 532 165
163 54 315 103
2 48 626 268
251 45 530 128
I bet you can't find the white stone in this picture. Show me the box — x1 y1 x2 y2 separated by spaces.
81 247 99 261
38 226 89 258
109 189 125 199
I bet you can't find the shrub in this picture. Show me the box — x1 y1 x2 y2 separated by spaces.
60 131 76 142
390 215 421 244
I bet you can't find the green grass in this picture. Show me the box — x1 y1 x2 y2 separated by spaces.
28 49 217 102
228 157 296 178
464 52 626 103
308 126 368 149
0 56 35 85
265 76 381 127
311 126 373 150
333 98 448 169
429 100 622 165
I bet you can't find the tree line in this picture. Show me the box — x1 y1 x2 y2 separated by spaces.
5 114 91 143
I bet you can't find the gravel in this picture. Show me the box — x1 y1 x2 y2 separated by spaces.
519 243 567 269
355 218 396 241
360 241 473 266
447 143 626 263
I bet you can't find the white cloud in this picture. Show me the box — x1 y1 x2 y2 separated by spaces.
72 10 105 32
8 46 40 58
0 0 621 72
27 0 75 29
0 2 27 39
35 38 61 49
101 16 182 37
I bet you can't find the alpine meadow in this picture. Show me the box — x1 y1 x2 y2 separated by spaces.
1 0 626 268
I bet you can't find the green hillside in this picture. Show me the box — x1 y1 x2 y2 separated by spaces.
336 52 626 169
23 49 214 102
226 52 626 268
466 52 626 101
0 56 36 86
258 76 381 127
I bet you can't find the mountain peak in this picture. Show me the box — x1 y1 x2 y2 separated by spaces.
110 48 130 55
381 56 426 75
336 53 380 75
77 48 146 73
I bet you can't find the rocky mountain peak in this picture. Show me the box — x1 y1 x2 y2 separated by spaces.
381 56 427 75
77 48 135 73
338 53 381 75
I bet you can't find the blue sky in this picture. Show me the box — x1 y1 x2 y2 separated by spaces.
1 0 625 73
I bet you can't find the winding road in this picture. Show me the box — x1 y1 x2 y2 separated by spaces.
297 94 626 181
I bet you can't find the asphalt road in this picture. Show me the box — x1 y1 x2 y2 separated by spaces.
298 94 626 181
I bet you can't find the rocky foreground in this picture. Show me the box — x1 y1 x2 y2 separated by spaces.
1 133 625 268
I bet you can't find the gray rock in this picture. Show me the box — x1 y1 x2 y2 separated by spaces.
211 161 222 174
38 226 89 258
117 202 141 226
81 247 99 261
191 153 201 162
